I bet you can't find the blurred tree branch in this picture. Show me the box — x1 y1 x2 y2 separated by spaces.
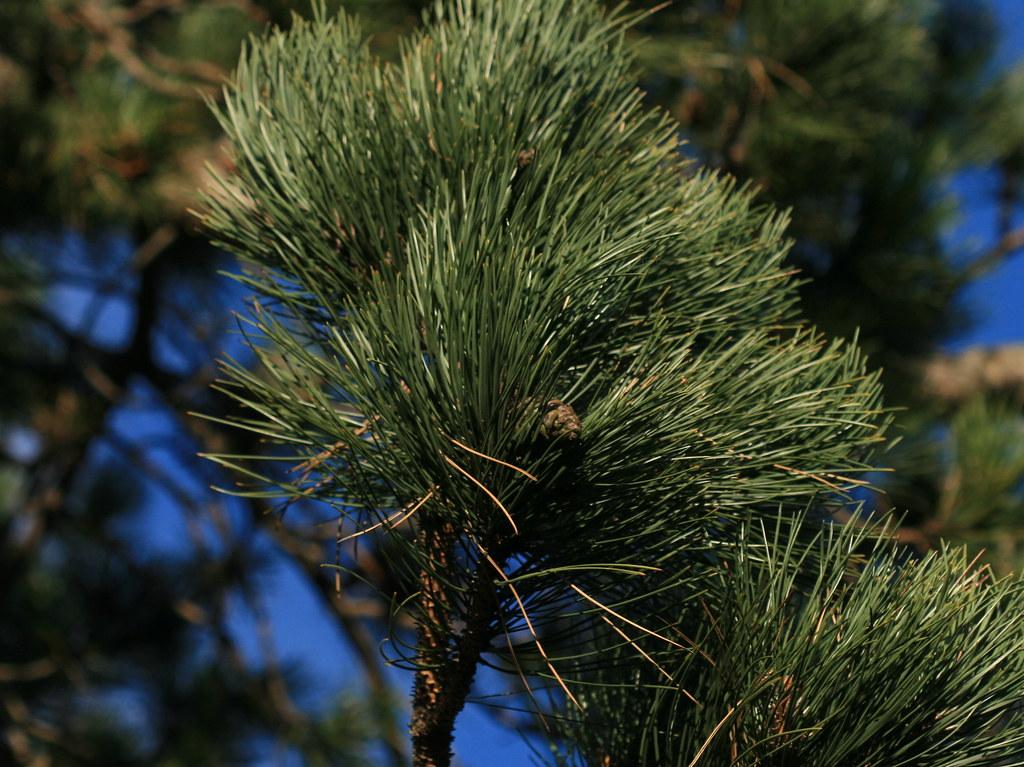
961 224 1024 282
3 234 408 763
56 1 223 100
922 344 1024 404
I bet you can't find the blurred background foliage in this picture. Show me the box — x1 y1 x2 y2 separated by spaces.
1 0 1022 764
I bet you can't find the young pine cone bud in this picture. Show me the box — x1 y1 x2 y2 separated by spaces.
540 399 582 442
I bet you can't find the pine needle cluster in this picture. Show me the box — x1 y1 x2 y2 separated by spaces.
557 517 1024 766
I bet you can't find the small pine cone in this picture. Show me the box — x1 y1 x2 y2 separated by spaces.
516 148 537 169
540 399 581 442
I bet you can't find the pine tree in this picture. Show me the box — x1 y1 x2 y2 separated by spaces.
200 2 1024 764
4 0 1024 763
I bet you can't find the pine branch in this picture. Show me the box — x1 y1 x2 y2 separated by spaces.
197 1 895 760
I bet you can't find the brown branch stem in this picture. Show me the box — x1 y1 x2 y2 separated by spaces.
961 225 1024 282
410 523 496 767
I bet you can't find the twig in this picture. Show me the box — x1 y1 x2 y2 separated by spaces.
961 225 1024 282
71 1 219 99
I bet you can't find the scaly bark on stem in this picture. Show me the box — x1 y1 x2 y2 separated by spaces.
409 523 495 767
